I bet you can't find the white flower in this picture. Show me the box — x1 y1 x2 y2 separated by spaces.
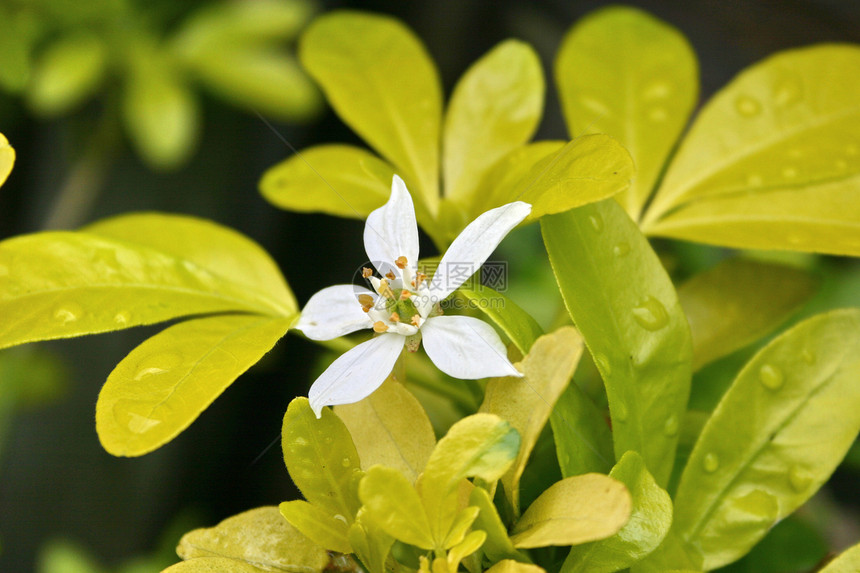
296 175 531 417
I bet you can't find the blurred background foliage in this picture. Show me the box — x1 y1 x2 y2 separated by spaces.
1 1 859 572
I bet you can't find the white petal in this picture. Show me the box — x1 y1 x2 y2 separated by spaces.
295 285 373 340
308 333 405 417
426 201 531 306
421 315 522 379
364 175 420 276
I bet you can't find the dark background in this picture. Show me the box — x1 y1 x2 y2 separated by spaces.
1 1 859 571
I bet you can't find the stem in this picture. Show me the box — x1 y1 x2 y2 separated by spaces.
42 106 120 230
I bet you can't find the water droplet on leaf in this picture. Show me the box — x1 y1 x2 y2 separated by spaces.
333 514 348 525
663 415 679 436
648 107 668 122
612 242 630 257
614 401 628 422
735 95 761 116
788 465 812 492
54 302 84 325
113 399 162 435
580 95 610 116
114 310 132 325
632 296 669 330
588 214 604 233
341 458 351 468
703 453 719 472
643 80 672 100
746 174 763 187
133 351 182 381
774 78 802 107
759 364 784 390
593 353 612 376
801 350 816 364
782 166 798 179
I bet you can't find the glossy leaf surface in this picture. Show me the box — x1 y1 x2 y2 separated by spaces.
443 40 543 204
555 6 697 219
481 327 583 513
677 258 817 371
0 132 13 187
485 561 546 573
349 508 395 573
162 557 265 573
673 309 860 570
335 376 436 483
551 381 614 478
281 397 362 519
27 33 107 116
300 11 441 212
510 474 631 548
458 285 543 354
260 144 395 219
96 314 291 456
645 45 860 255
562 451 672 573
470 486 526 563
359 465 435 549
176 506 328 571
820 542 860 573
279 499 352 554
542 199 692 486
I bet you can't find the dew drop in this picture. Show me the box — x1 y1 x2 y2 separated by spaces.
846 144 859 156
292 437 309 447
323 436 333 445
632 296 669 331
113 400 162 435
801 350 816 364
703 452 720 473
782 166 798 179
774 79 802 107
341 457 351 468
612 242 631 257
643 80 672 100
835 159 848 170
788 465 812 492
54 302 84 325
114 310 132 325
580 95 611 116
735 95 761 116
133 351 182 381
746 173 763 187
588 214 604 233
663 414 679 436
648 107 668 122
613 401 629 422
333 514 348 525
758 364 784 390
594 353 612 376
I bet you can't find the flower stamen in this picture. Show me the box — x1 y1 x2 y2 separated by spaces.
362 267 373 278
358 294 374 312
410 314 421 326
389 312 401 322
372 321 389 333
395 256 408 269
400 290 412 300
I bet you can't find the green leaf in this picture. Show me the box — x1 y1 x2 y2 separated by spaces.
672 309 860 570
96 314 291 456
562 451 672 573
820 541 860 573
300 11 442 213
551 381 614 478
457 285 544 354
335 376 436 483
542 199 693 486
38 539 105 573
421 414 520 545
161 558 267 573
176 506 329 571
27 33 107 116
724 515 828 573
484 561 546 573
469 486 528 563
279 499 352 554
510 474 631 548
259 144 395 219
349 508 395 573
677 258 818 371
481 327 583 514
644 45 860 255
358 465 435 549
492 136 634 220
0 230 292 351
281 397 363 519
0 132 14 187
84 212 297 315
122 48 198 170
443 40 543 205
555 6 697 220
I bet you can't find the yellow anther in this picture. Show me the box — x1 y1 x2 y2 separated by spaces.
373 321 389 333
362 267 373 278
400 290 412 300
378 279 394 299
389 312 401 323
358 294 374 312
411 314 421 326
385 270 396 280
411 271 428 288
395 256 408 269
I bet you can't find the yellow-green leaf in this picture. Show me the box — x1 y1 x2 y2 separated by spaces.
421 414 520 545
84 212 296 315
123 49 198 170
259 144 395 220
443 40 543 205
176 506 328 572
27 33 108 116
510 474 631 548
299 11 442 213
469 486 528 563
555 6 697 220
0 132 14 187
348 508 395 573
279 499 352 554
644 45 860 255
281 397 362 519
542 199 693 486
562 451 672 573
0 232 290 351
819 541 860 573
678 258 817 371
485 560 546 573
335 376 435 483
358 465 435 549
162 557 267 573
673 309 860 570
457 285 544 354
481 327 583 514
96 314 291 456
551 381 614 478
